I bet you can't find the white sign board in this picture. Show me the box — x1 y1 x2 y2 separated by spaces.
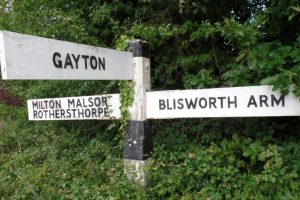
0 31 133 80
146 85 300 119
27 94 120 120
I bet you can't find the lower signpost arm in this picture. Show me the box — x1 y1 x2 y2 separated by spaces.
123 40 152 186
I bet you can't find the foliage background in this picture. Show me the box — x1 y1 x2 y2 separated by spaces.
0 0 300 199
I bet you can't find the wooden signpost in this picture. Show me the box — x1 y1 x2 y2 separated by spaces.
2 30 300 186
0 31 133 80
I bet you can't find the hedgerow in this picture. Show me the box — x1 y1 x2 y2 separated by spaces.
1 0 300 199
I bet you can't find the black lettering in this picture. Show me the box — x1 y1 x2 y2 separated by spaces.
90 56 97 69
76 99 83 107
166 99 172 110
88 97 94 107
66 109 71 118
38 111 43 118
49 110 55 118
247 95 257 107
53 52 62 68
68 99 75 108
72 54 80 69
82 98 88 107
60 109 65 118
78 109 84 117
32 101 38 109
199 98 207 108
82 55 89 69
271 95 285 107
104 108 109 116
178 98 184 109
71 109 77 118
91 108 97 117
102 97 107 106
159 99 166 110
56 100 62 109
217 97 226 108
49 100 55 109
41 101 46 109
43 110 48 119
98 108 104 116
33 110 38 119
37 101 42 109
94 97 101 107
64 53 74 69
173 99 176 110
259 95 269 107
209 97 217 109
85 109 91 117
185 98 197 109
45 100 49 109
55 110 60 118
228 96 237 108
99 57 105 70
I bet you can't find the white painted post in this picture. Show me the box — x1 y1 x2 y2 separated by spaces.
123 40 152 186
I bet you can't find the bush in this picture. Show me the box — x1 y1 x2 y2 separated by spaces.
1 0 300 199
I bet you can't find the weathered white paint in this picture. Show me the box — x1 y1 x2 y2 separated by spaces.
129 57 151 121
0 32 7 74
0 31 133 80
124 159 150 186
27 94 120 120
146 85 300 119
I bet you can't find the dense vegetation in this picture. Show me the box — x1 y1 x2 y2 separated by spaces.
1 0 300 199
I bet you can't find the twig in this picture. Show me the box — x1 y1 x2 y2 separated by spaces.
210 38 222 75
10 168 44 200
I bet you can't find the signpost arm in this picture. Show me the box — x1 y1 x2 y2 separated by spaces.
124 40 152 185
